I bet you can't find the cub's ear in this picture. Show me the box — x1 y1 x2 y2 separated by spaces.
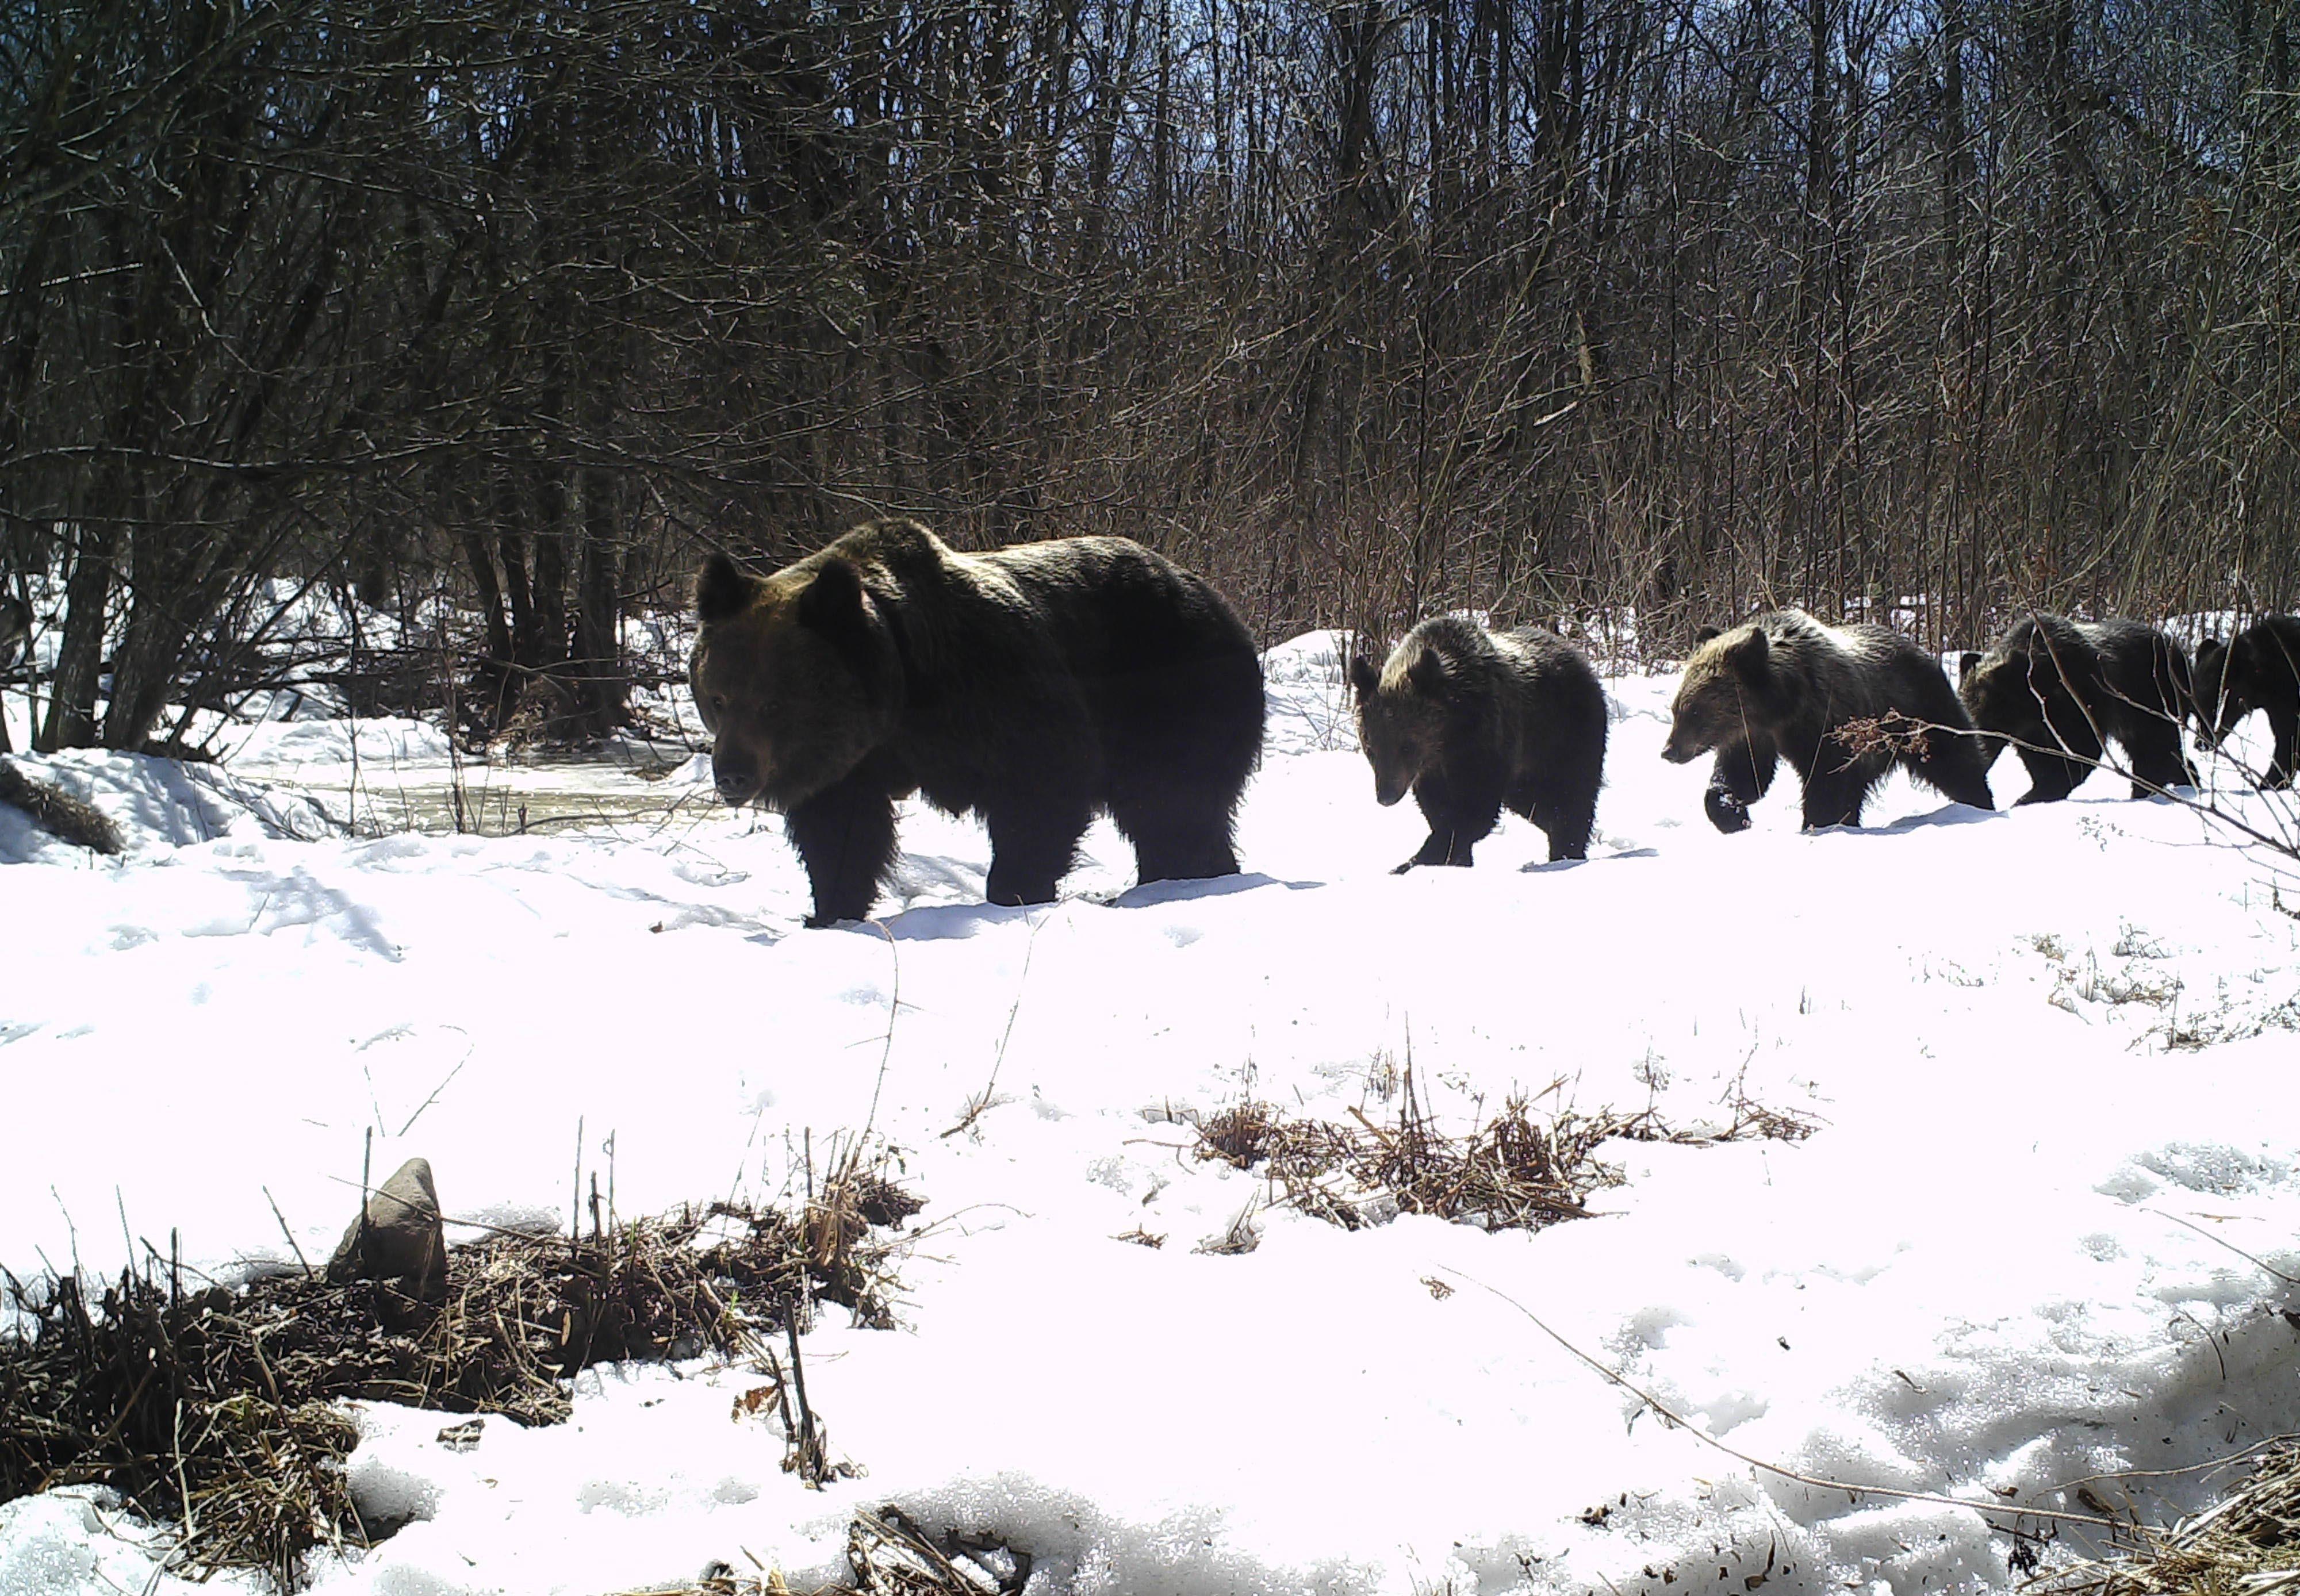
1693 624 1722 646
1348 654 1381 701
1408 647 1449 697
1726 627 1770 677
1958 651 1982 683
798 556 873 632
696 553 758 625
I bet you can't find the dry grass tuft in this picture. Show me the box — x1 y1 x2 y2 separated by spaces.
805 1144 925 1329
0 1168 921 1590
1191 1100 1285 1170
1190 1070 1819 1236
2040 1443 2300 1596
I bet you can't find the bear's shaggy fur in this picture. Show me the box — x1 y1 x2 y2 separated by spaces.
1956 615 2195 803
1665 610 1994 831
2194 616 2300 788
1347 617 1607 869
691 518 1266 925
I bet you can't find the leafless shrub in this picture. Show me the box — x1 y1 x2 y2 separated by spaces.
1833 712 1939 762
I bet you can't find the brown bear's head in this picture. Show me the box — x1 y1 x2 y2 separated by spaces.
1350 644 1448 807
2191 636 2242 745
1954 647 2027 770
690 551 902 812
1663 624 1772 764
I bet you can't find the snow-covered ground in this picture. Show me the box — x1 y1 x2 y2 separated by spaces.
5 633 2300 1596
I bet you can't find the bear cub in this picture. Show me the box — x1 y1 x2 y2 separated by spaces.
2193 616 2300 788
1665 610 1994 831
1348 616 1607 870
1957 615 2195 803
692 518 1266 926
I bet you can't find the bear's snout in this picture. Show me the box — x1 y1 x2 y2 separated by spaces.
713 755 761 806
1659 732 1701 764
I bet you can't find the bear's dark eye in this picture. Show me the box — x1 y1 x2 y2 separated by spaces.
710 694 726 714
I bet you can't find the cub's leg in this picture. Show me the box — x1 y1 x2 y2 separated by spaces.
1704 734 1778 834
2013 747 2091 805
1401 769 1502 870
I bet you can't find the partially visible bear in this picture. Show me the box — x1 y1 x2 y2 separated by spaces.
1347 616 1607 869
691 518 1266 926
2193 615 2300 789
1957 615 2195 804
1664 611 1994 831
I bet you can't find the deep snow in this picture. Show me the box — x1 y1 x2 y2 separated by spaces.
3 632 2299 1596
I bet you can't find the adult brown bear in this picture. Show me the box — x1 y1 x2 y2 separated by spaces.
691 519 1265 926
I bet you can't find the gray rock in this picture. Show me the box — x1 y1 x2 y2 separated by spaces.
327 1156 447 1298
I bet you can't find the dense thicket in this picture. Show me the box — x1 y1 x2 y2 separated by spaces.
3 0 2296 749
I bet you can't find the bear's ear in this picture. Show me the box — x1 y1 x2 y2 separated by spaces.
798 556 874 634
696 553 758 626
1693 624 1721 647
1408 647 1449 697
1958 651 1982 682
1726 627 1770 677
1348 654 1381 701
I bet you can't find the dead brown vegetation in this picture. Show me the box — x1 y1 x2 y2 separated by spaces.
1191 1071 1819 1234
2037 1442 2300 1596
0 1171 921 1590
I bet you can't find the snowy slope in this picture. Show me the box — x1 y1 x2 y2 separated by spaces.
3 634 2299 1596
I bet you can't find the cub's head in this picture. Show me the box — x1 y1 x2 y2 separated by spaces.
1349 643 1450 807
1954 647 2029 768
1663 623 1772 763
2190 637 2245 745
690 551 901 811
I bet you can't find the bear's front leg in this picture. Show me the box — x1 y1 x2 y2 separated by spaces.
786 772 901 926
1910 733 1997 812
1704 784 1753 834
1704 735 1777 834
1397 831 1459 872
2013 746 2088 805
1400 772 1499 870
